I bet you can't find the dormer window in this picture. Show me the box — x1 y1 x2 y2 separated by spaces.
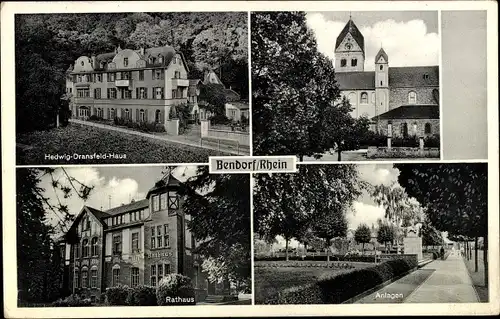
158 56 163 63
81 61 84 66
124 58 129 67
423 74 429 80
150 57 156 64
100 61 105 68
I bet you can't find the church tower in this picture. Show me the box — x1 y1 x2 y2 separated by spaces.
334 18 365 72
375 47 389 115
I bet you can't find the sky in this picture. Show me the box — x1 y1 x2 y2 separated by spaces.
306 11 439 71
39 165 199 230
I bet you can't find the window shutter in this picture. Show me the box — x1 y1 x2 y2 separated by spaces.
136 109 139 122
107 108 110 119
145 109 148 122
160 110 164 124
136 88 139 99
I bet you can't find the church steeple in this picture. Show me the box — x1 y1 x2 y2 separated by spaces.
334 18 365 72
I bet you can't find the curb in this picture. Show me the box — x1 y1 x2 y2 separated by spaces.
461 256 481 302
341 266 418 304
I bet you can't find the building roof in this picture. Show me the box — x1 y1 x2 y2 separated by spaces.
146 173 182 199
188 79 201 97
335 71 375 90
227 101 249 110
86 206 111 219
94 45 180 70
104 199 149 216
224 88 241 102
388 66 439 88
335 19 365 54
335 66 439 90
372 104 440 120
375 48 389 63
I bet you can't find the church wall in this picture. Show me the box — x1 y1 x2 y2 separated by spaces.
376 118 440 138
389 86 439 110
340 90 376 118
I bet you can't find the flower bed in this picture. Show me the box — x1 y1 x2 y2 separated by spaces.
254 254 376 263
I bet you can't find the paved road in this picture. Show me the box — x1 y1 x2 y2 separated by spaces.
356 251 478 303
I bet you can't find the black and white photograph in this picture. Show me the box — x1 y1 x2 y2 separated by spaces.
15 12 250 165
16 165 251 306
252 11 440 161
253 163 488 304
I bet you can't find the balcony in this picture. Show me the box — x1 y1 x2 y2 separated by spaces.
115 79 131 87
171 78 189 87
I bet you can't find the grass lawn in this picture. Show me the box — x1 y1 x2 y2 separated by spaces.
254 261 373 304
463 250 489 302
16 123 225 165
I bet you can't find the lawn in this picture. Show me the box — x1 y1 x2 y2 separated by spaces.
254 261 373 304
16 123 225 165
463 250 489 302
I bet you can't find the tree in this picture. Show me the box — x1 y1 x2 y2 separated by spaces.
377 222 395 254
396 163 488 286
354 224 372 254
312 208 348 262
252 12 341 159
420 218 443 247
179 166 251 292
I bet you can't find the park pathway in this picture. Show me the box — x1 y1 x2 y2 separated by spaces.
405 251 478 303
356 250 478 303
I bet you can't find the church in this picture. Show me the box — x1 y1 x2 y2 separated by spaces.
334 18 440 138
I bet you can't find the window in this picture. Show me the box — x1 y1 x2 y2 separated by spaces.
82 269 88 288
153 194 160 211
131 268 139 287
401 123 409 138
91 268 97 288
153 69 164 80
77 89 90 98
91 237 98 256
75 243 81 259
158 263 163 283
380 65 383 71
100 61 105 68
81 61 84 66
82 239 89 258
123 71 131 80
94 88 101 99
112 267 120 286
423 74 429 80
112 234 122 255
360 92 368 104
121 89 132 99
132 232 139 253
380 81 383 86
157 225 163 248
124 58 128 67
408 91 417 104
158 56 163 63
341 59 347 67
154 87 163 99
164 224 170 247
351 59 357 67
74 270 80 288
149 57 155 64
174 71 181 79
425 123 432 134
139 70 144 81
150 265 157 287
110 108 115 119
108 72 115 82
155 110 161 123
139 109 145 122
164 264 171 275
137 87 147 99
151 227 156 249
172 89 177 99
160 193 167 210
107 88 117 99
124 109 130 119
168 191 179 209
96 108 103 118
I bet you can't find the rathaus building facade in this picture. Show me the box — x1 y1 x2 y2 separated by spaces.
334 18 440 138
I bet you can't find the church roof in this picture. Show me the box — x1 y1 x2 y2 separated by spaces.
372 104 440 120
335 66 439 90
335 19 365 53
375 48 389 63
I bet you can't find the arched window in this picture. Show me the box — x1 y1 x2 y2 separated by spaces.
112 265 120 287
91 237 98 256
82 238 89 258
124 57 128 67
74 269 80 288
340 59 347 67
425 123 432 134
140 109 145 122
81 268 88 288
110 108 115 119
125 109 130 120
380 65 383 71
401 123 409 138
408 91 417 104
348 92 357 106
155 110 161 123
360 92 368 104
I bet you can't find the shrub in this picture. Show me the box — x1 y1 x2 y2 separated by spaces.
267 258 417 304
391 135 419 147
210 113 232 125
51 294 93 307
254 255 376 263
126 285 157 306
105 285 131 305
156 274 196 306
360 131 387 148
424 134 440 148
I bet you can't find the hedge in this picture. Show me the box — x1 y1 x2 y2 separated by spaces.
105 285 131 305
156 274 196 306
265 258 417 304
255 255 376 263
126 285 157 306
51 294 93 307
